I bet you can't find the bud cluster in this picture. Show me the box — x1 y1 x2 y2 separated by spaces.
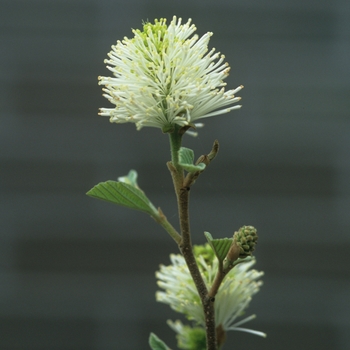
234 225 258 258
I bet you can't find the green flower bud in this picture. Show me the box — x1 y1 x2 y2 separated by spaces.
193 243 216 265
234 225 258 258
180 326 206 350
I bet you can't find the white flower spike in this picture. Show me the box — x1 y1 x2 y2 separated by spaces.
156 244 265 344
99 16 243 134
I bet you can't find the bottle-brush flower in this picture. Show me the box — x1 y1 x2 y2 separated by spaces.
155 244 265 348
99 16 243 134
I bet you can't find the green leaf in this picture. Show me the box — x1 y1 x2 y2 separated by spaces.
149 332 171 350
204 231 233 262
223 255 254 271
232 255 254 266
87 181 157 216
179 147 206 173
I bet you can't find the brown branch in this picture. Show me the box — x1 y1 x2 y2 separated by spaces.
177 186 216 350
168 129 218 349
208 261 225 298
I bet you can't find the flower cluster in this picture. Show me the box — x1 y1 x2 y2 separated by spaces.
156 244 265 348
99 16 243 134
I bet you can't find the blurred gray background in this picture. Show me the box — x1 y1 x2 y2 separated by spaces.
1 0 350 349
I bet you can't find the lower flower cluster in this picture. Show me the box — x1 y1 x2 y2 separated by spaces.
155 244 265 349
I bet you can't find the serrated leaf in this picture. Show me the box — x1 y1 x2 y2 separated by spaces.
87 181 157 216
204 231 233 262
179 147 206 173
149 332 171 350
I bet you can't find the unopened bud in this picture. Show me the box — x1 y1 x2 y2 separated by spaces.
233 225 258 258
